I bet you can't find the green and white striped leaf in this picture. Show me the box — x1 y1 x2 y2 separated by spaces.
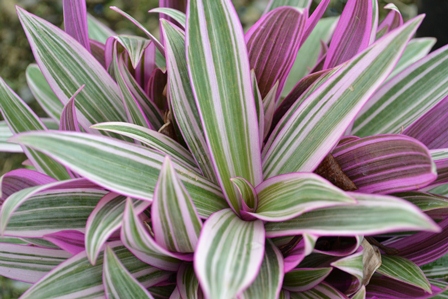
282 17 337 97
331 251 363 282
0 77 70 180
263 82 278 139
122 198 183 272
113 51 164 129
231 177 258 211
187 0 263 212
112 49 153 128
252 70 265 146
283 267 332 292
10 131 227 218
352 45 448 136
150 8 186 28
252 173 355 221
92 122 199 172
262 16 422 178
0 243 71 283
194 209 265 299
103 245 154 299
389 37 436 79
26 64 63 122
109 6 164 54
377 255 432 293
264 0 311 13
85 193 150 265
20 242 171 299
0 179 98 235
18 7 128 128
152 157 202 253
177 263 201 299
240 240 283 299
393 191 448 212
2 187 106 237
265 192 439 237
87 14 116 44
421 254 448 280
161 19 216 182
114 35 150 69
0 121 22 152
289 282 347 299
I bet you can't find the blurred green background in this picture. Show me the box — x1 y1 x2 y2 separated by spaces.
0 0 419 297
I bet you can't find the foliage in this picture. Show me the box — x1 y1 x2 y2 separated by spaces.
0 0 447 298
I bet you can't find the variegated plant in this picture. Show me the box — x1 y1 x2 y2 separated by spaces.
1 0 448 298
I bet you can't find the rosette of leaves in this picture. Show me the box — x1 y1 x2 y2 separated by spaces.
1 0 448 298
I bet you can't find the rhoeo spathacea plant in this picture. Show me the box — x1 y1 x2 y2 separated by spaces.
1 0 448 298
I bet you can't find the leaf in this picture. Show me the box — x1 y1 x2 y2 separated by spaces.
289 282 348 299
26 64 63 122
187 0 263 213
121 198 184 272
62 0 90 51
10 131 227 218
283 267 332 292
0 169 55 201
103 245 154 299
252 173 355 221
0 77 70 180
0 178 100 236
0 121 22 152
377 255 431 293
331 251 364 282
262 16 423 178
20 242 171 299
87 14 116 44
43 230 85 255
352 44 448 136
282 17 337 96
389 37 436 79
231 177 258 212
112 47 154 129
239 239 283 299
323 0 374 69
85 193 150 265
366 276 443 298
393 191 448 212
109 6 164 54
152 157 202 253
177 263 201 299
265 192 439 237
376 3 403 39
2 186 106 238
404 95 448 149
114 35 150 69
194 209 265 299
381 216 448 266
161 20 216 183
264 0 311 13
421 254 448 280
0 243 71 283
112 49 164 129
276 69 333 135
149 8 186 28
60 86 82 132
332 134 437 194
92 122 199 172
18 7 128 128
283 234 317 272
246 6 306 99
